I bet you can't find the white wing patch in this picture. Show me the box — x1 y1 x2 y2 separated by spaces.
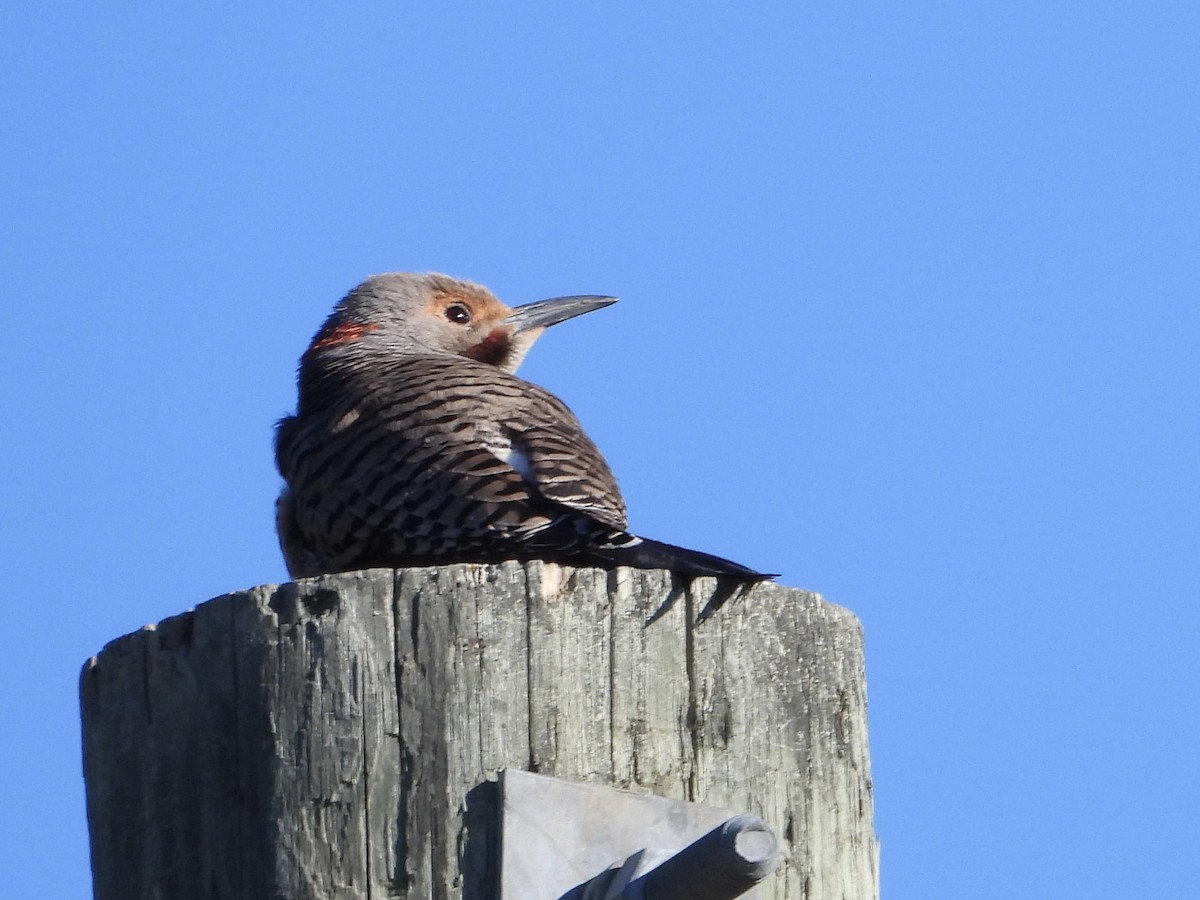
505 441 535 482
481 428 535 483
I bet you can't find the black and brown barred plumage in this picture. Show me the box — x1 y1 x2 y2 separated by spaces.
275 272 769 580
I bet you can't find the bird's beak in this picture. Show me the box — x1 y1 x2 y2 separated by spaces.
503 295 617 334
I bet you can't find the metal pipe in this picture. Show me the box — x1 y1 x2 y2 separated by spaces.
630 814 779 900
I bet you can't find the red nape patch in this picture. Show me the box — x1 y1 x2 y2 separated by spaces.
461 328 512 366
305 320 381 355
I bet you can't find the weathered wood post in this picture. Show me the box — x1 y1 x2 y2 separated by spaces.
81 561 877 898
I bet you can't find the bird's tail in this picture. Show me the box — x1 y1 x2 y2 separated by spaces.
587 534 776 580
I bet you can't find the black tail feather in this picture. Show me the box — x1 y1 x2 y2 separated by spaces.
589 535 776 581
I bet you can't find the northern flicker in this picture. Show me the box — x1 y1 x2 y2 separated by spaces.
275 272 770 580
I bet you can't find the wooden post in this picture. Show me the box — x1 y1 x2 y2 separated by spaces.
80 561 877 899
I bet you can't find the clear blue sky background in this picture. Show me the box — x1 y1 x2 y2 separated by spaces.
2 4 1196 897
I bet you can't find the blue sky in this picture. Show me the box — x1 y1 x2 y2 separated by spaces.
3 4 1197 897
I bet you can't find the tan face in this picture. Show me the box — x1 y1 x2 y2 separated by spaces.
421 283 539 370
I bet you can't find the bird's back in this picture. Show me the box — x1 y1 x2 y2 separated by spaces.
276 353 627 577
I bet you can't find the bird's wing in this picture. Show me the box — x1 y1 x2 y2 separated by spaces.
471 379 629 531
346 355 629 534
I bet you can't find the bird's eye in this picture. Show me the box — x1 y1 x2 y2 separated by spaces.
445 303 472 324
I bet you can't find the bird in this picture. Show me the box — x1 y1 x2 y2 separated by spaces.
274 272 771 581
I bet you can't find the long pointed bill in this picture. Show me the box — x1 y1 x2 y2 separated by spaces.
503 294 617 334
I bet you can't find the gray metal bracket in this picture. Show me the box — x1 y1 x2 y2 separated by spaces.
498 769 779 899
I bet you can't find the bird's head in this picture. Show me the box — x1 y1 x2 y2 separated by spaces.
303 272 616 375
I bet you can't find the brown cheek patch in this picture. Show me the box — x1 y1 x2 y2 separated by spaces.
462 328 512 366
306 320 381 355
